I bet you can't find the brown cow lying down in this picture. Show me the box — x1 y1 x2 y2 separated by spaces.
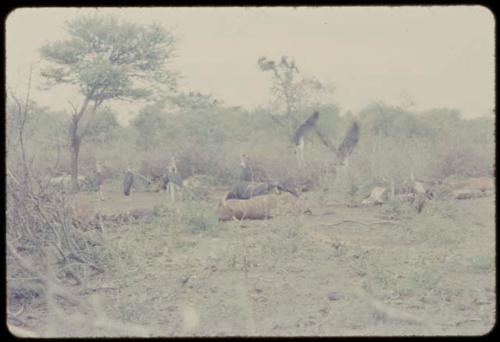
218 192 301 221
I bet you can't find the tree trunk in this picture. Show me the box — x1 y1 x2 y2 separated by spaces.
285 97 294 140
69 118 81 193
18 133 32 192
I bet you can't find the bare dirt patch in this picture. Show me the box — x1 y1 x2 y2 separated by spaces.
10 186 495 336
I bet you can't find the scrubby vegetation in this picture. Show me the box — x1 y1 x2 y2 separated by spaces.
18 99 492 196
6 13 495 337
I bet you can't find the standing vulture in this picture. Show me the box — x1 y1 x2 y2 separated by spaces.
161 173 169 191
93 171 103 191
161 171 183 191
93 162 104 200
239 153 269 183
163 156 183 202
123 168 134 196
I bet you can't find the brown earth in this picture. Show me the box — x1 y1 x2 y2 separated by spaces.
8 180 496 337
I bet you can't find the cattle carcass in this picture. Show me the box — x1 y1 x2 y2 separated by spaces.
442 177 495 200
362 187 388 205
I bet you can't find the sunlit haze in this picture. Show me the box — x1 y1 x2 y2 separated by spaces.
6 6 495 124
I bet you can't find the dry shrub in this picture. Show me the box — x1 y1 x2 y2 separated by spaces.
6 165 119 336
177 147 228 180
138 152 171 180
430 132 494 179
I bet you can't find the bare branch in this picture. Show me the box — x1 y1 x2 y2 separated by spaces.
67 100 79 115
22 64 34 125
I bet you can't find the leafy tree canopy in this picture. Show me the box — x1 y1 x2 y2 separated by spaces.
40 14 178 105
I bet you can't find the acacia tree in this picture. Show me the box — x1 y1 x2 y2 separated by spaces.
257 56 331 137
258 55 337 154
40 14 177 191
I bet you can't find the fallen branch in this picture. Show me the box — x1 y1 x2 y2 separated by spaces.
7 302 25 317
323 219 399 227
7 241 84 308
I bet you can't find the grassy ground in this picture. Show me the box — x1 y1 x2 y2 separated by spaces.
9 182 496 337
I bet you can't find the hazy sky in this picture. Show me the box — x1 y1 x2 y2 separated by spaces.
6 6 495 124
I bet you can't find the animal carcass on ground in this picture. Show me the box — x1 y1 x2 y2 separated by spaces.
225 181 278 200
218 192 301 221
441 177 495 200
362 187 388 205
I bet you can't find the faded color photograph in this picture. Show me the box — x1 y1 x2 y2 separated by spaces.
5 6 495 337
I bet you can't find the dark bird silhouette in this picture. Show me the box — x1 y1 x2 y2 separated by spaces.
161 173 169 191
338 122 360 165
161 171 183 190
415 193 426 214
93 172 103 191
292 111 320 146
123 168 134 196
293 111 320 167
